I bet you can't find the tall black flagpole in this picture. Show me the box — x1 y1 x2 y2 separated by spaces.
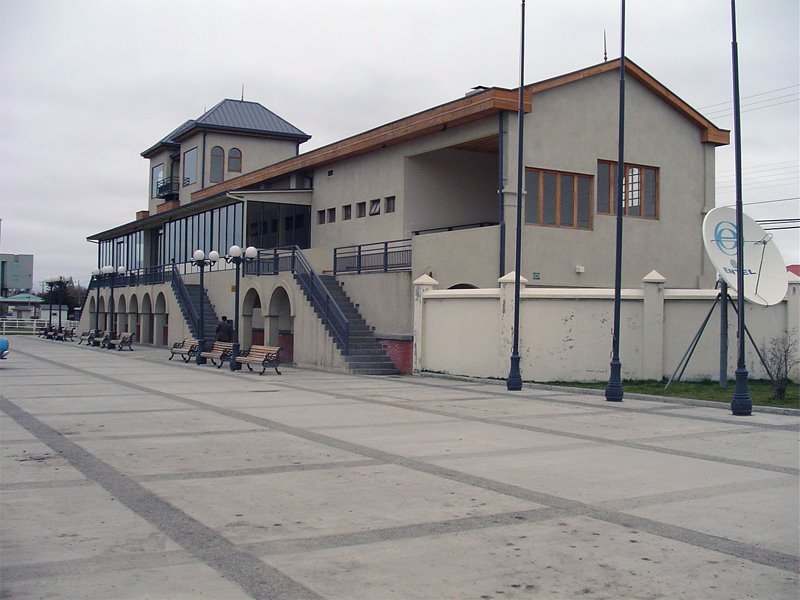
605 0 626 402
729 0 752 415
506 0 526 391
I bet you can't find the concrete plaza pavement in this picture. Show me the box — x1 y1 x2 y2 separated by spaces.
1 336 798 599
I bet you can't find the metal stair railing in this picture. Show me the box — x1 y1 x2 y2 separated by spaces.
246 246 350 355
169 262 201 339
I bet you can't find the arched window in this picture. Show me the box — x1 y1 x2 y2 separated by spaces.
228 148 242 172
210 146 224 183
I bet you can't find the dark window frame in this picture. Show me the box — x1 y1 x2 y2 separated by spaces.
597 160 660 219
210 146 224 183
343 204 352 220
356 201 366 218
317 210 326 225
524 167 593 230
327 207 336 223
183 147 198 186
369 199 381 216
228 148 242 172
385 196 396 213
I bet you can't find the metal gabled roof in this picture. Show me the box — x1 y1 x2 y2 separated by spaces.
141 100 309 158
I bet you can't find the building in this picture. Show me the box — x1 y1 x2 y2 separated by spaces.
81 58 729 374
1 253 34 296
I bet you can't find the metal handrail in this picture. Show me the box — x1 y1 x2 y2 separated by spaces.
170 263 201 338
333 239 412 275
245 246 350 355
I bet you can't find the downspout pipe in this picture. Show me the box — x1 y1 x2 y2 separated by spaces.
498 111 506 279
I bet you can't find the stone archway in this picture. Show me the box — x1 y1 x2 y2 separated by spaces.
241 287 264 350
141 294 153 344
129 294 140 342
154 292 168 346
98 296 108 331
267 286 294 361
116 295 128 334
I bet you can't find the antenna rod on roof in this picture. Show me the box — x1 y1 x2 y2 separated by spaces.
241 84 244 101
604 30 608 61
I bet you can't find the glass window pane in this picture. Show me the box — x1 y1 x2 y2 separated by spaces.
542 172 557 225
151 163 164 197
560 175 574 227
644 168 657 217
597 162 610 214
210 147 224 183
524 170 540 224
229 148 242 172
183 148 197 185
577 176 592 229
627 166 641 216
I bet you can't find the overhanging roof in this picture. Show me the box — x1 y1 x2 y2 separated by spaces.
141 99 310 158
193 57 728 203
193 86 531 202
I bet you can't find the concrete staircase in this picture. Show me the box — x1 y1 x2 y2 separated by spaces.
173 282 219 343
299 274 398 375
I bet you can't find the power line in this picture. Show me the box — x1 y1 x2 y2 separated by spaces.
706 98 799 119
717 160 799 175
704 92 799 116
717 196 799 207
698 84 800 109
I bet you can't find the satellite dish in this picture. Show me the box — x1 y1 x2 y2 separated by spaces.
703 206 788 306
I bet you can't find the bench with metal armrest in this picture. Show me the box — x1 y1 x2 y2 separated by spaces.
169 339 198 362
199 341 234 367
235 345 282 375
110 331 134 351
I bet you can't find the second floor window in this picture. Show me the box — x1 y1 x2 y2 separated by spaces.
229 148 242 172
151 163 164 197
210 146 224 183
525 168 592 230
183 147 198 186
597 160 659 219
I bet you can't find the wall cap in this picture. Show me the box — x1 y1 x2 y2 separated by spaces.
642 270 666 283
499 271 528 285
413 274 439 286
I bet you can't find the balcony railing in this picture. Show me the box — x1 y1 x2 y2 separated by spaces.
333 239 411 275
156 176 180 199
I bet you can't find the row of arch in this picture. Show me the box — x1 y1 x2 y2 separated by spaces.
86 283 295 358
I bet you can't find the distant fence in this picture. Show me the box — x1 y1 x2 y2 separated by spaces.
0 319 81 336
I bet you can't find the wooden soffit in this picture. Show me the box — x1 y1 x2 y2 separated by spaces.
193 88 530 202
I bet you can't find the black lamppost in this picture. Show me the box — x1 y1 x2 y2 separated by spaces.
605 0 627 403
43 276 67 333
224 245 257 371
506 0 526 391
91 268 101 331
192 249 219 365
729 0 752 415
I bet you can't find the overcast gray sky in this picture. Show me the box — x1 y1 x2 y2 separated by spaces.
1 0 797 291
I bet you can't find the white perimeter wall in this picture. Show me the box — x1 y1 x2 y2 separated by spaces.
414 272 800 382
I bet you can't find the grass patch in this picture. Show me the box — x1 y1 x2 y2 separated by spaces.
542 378 799 409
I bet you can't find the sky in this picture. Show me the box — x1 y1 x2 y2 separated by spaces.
0 0 797 292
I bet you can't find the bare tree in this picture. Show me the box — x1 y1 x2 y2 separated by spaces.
762 329 800 402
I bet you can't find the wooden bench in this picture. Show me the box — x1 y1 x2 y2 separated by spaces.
55 327 76 342
90 330 110 347
199 341 234 368
169 338 198 362
78 329 97 345
235 345 282 375
110 331 134 351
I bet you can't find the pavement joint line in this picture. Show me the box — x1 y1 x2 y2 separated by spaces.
0 549 197 582
276 381 800 476
6 428 272 444
0 395 323 600
241 507 567 557
8 345 800 574
598 476 799 512
135 459 385 483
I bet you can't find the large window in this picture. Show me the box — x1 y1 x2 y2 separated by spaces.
160 202 242 265
210 146 224 183
597 160 659 219
246 202 310 249
99 231 144 271
525 168 592 230
183 147 198 186
151 163 164 198
228 148 242 172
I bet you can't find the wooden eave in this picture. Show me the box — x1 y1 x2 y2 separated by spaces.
529 58 730 146
192 88 530 202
